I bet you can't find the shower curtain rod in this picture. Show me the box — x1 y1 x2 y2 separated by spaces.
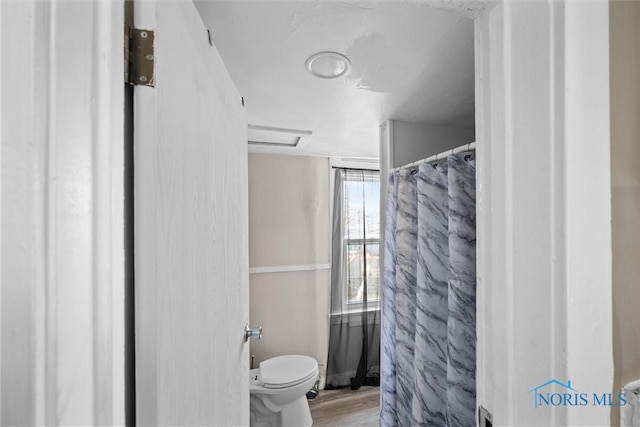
390 141 476 173
330 166 379 172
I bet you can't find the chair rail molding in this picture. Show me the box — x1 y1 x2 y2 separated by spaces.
249 264 331 275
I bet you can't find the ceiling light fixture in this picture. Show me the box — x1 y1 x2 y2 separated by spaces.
305 51 351 79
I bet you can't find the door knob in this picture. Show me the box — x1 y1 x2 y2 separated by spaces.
244 324 262 342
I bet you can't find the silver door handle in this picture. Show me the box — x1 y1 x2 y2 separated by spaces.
244 324 262 342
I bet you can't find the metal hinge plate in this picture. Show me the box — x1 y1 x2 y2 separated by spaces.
125 26 155 86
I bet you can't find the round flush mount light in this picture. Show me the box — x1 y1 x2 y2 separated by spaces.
305 52 351 79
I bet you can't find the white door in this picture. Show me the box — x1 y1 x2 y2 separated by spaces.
133 1 249 425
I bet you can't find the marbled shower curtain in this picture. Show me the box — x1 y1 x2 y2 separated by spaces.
381 154 476 427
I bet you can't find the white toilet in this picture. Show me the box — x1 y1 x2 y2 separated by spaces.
249 355 319 427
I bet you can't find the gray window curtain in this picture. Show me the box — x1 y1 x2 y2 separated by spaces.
381 154 476 426
325 168 381 390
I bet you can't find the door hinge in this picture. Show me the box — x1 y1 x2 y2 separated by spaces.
125 25 155 87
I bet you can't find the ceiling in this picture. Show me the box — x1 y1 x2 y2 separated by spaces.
195 1 475 159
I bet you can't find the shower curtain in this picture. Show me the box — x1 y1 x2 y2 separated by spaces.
381 154 476 427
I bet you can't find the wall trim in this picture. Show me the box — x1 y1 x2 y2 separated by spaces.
249 264 331 275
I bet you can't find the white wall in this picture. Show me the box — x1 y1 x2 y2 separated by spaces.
475 1 612 425
1 1 124 425
390 120 475 168
248 153 330 380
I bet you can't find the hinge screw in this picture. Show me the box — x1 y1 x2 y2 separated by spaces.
139 76 148 83
146 54 154 61
140 31 148 38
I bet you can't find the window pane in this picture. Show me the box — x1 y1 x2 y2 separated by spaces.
340 169 380 309
365 242 380 301
343 171 380 241
346 241 380 304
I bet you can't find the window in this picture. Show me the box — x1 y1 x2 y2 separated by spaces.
341 169 380 308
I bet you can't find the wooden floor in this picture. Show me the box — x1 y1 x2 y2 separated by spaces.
309 386 380 427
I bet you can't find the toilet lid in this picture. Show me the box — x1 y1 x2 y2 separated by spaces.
259 355 317 388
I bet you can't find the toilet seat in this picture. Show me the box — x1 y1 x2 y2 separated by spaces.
249 355 318 427
259 355 318 389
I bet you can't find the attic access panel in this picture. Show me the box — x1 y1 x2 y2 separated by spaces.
247 125 312 148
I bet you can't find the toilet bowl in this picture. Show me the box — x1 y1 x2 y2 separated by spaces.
249 355 318 427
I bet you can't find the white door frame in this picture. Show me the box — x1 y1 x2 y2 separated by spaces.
474 1 612 425
1 0 125 425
